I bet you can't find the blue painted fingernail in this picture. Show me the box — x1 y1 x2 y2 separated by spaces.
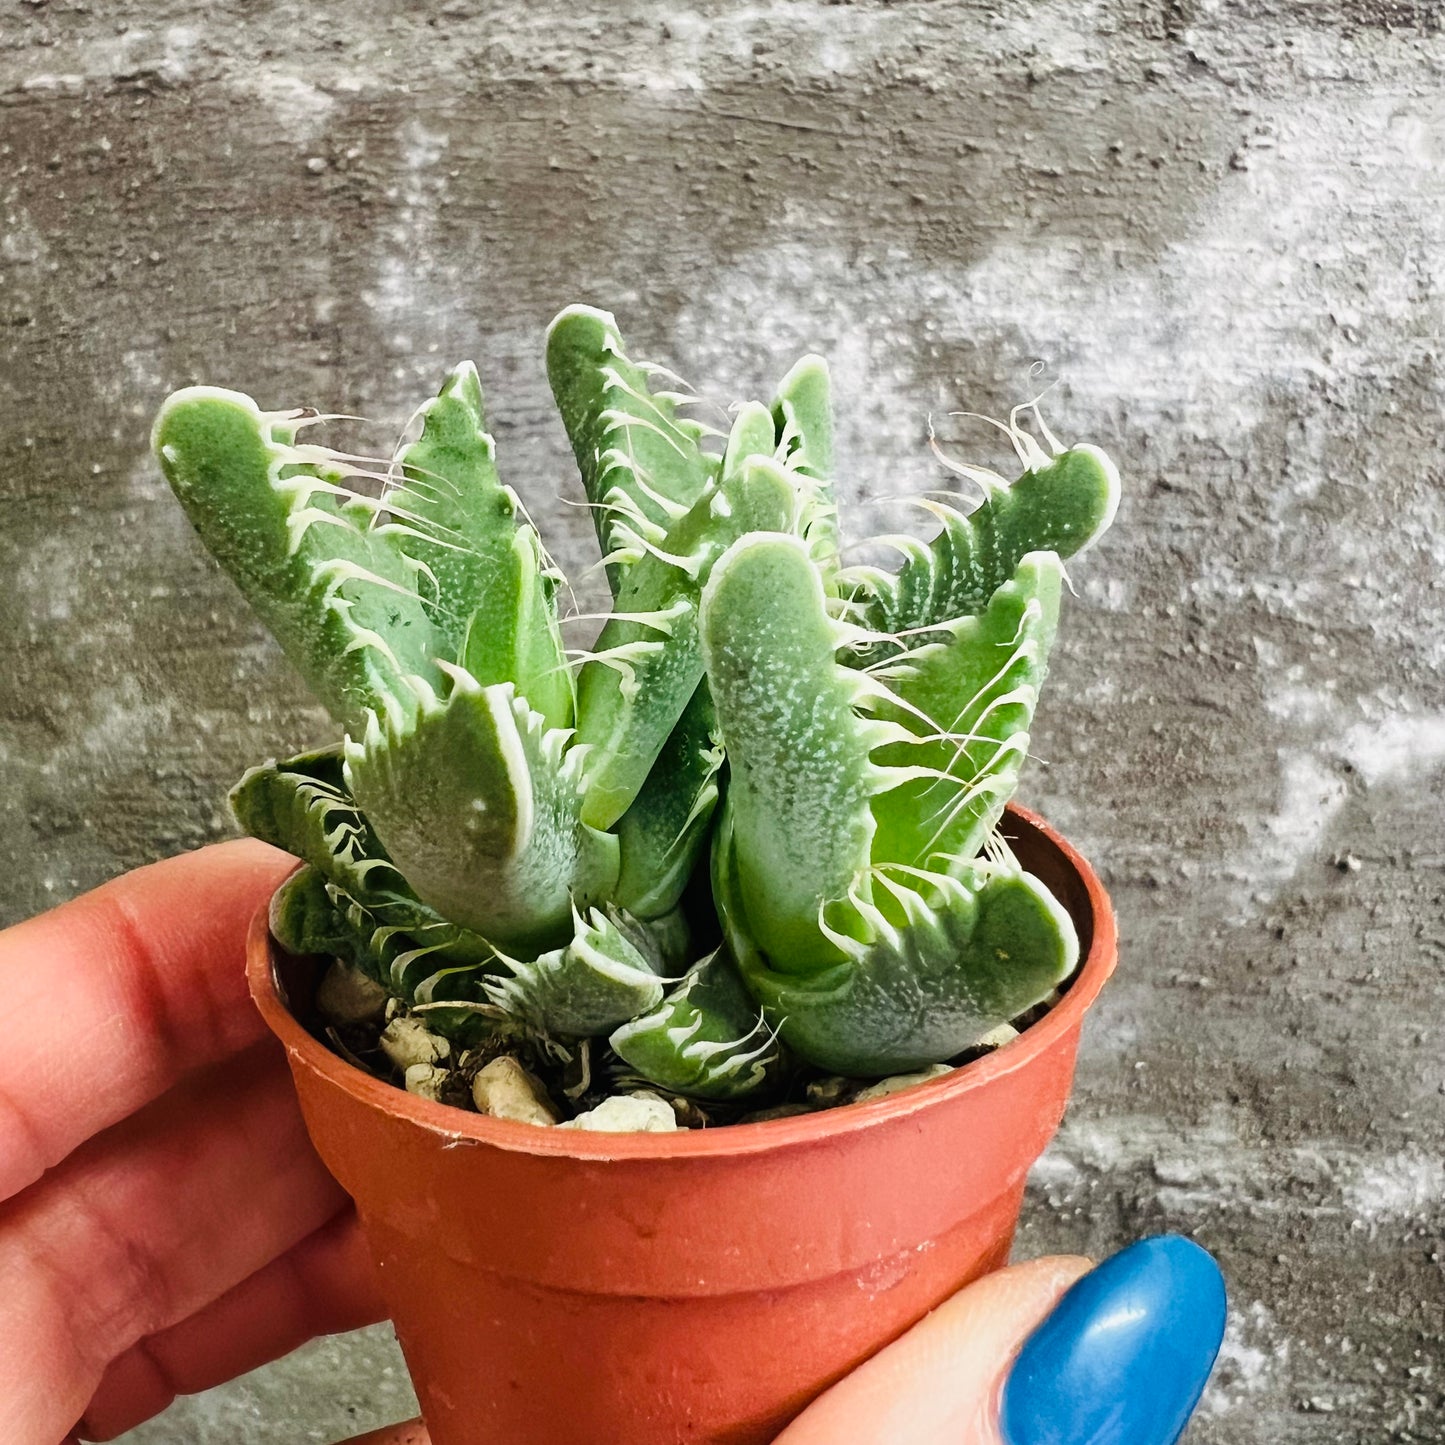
1000 1234 1227 1445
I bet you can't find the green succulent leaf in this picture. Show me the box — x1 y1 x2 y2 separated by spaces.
771 355 833 481
771 353 839 571
721 400 778 479
610 946 786 1101
702 529 1067 969
153 388 447 731
611 684 724 920
546 306 718 596
573 453 797 831
387 362 572 729
867 551 1061 874
232 750 493 968
699 531 895 972
593 404 784 903
344 670 618 953
231 748 402 913
382 362 509 636
714 812 1077 1075
269 865 361 962
273 868 486 1023
484 905 668 1038
840 443 1118 652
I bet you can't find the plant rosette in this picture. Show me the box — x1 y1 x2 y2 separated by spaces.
154 308 1123 1443
252 805 1114 1445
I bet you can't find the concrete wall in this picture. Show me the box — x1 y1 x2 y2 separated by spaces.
3 4 1443 1441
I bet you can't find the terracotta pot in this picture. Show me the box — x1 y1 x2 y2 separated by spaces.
250 805 1115 1445
342 1424 429 1445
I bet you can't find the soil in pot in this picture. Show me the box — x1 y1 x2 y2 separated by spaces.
305 951 1067 1131
300 802 1086 1135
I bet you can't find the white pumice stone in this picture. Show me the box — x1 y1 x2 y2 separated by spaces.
470 1057 559 1126
976 1022 1021 1049
379 1015 451 1071
804 1075 854 1108
403 1063 450 1101
853 1062 954 1104
559 1091 679 1133
315 959 389 1025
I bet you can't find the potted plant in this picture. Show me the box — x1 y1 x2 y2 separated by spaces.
151 306 1120 1445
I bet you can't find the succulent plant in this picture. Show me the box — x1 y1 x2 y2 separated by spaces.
152 307 1118 1109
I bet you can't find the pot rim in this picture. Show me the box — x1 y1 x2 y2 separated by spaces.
248 803 1116 1162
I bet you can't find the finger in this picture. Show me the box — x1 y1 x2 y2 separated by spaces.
78 1210 386 1440
0 1041 348 1444
0 838 294 1201
775 1256 1093 1445
997 1236 1227 1445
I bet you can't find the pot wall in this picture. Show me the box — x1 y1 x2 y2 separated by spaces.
250 806 1116 1445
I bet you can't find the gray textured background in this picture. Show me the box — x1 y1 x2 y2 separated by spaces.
3 3 1444 1442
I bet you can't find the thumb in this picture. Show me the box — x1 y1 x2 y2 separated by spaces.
777 1235 1227 1445
775 1256 1090 1445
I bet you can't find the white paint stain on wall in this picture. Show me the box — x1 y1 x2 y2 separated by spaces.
238 72 339 142
1250 698 1445 891
1256 748 1348 885
360 120 469 380
1343 1149 1445 1226
1036 1110 1445 1235
956 90 1445 458
1 206 48 266
1341 713 1445 790
669 84 1445 541
1201 1300 1290 1420
669 239 1053 541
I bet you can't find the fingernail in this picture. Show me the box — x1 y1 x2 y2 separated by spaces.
1000 1234 1227 1445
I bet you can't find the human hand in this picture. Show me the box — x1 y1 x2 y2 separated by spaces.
0 841 389 1443
778 1234 1226 1445
3 844 1225 1445
343 1239 1225 1445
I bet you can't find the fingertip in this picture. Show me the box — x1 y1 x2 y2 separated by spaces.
161 835 296 887
85 837 295 951
1001 1234 1226 1445
775 1256 1097 1445
1006 1254 1095 1300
